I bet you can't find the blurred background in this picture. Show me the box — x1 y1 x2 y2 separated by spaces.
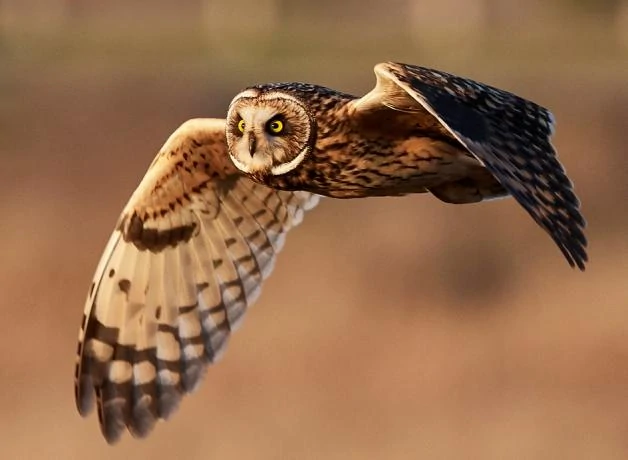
1 0 627 458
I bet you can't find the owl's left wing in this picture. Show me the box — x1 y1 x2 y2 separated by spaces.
75 118 319 443
351 62 587 270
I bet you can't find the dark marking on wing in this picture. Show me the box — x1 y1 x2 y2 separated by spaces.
118 279 131 295
121 212 197 252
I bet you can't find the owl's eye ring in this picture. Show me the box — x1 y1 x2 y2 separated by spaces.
237 119 246 133
267 119 284 135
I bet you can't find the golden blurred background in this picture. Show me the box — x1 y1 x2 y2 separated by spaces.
1 0 627 458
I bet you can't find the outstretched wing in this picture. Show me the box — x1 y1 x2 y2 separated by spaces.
75 118 320 443
353 62 587 270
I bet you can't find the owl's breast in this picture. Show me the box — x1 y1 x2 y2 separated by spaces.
251 135 475 199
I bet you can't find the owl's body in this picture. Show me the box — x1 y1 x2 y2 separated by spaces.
75 62 587 444
244 83 500 200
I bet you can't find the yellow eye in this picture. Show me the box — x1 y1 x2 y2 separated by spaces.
268 119 284 134
237 119 245 133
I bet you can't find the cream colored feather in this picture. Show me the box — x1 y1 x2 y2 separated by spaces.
75 118 319 443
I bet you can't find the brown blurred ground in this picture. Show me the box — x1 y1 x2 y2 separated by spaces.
0 2 627 459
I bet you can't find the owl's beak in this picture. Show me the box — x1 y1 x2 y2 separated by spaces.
248 135 257 156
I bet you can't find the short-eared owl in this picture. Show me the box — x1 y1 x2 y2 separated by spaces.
76 62 587 443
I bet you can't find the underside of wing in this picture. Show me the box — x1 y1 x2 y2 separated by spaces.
75 119 320 443
354 62 587 270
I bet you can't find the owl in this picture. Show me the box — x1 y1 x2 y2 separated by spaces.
75 62 587 443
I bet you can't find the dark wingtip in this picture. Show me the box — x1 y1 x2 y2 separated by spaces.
550 221 588 271
75 375 95 417
97 390 126 445
564 245 587 271
572 243 588 272
128 394 158 439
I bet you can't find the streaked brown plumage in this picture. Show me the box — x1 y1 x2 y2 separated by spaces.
226 62 587 268
76 62 587 444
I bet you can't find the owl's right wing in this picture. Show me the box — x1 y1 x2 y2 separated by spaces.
75 118 320 444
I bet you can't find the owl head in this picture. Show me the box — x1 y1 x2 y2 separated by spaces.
226 87 316 177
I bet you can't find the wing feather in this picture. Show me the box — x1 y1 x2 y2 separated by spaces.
75 118 320 443
354 62 587 269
